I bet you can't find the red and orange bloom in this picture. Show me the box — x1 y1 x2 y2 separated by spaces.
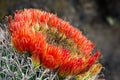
59 57 83 76
8 9 102 79
41 45 63 69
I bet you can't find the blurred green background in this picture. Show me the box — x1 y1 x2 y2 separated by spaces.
0 0 120 80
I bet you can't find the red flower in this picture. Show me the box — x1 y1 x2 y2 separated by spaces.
41 45 63 69
9 9 101 77
87 51 101 67
59 57 83 76
11 27 33 52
